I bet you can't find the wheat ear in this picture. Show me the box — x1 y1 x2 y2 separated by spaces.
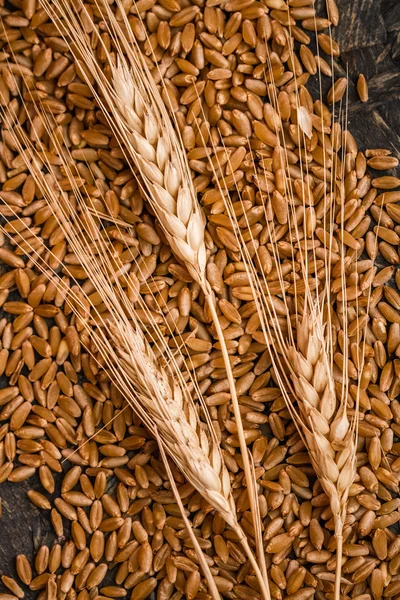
109 59 207 286
196 49 359 596
113 322 233 519
37 2 270 594
219 155 359 600
111 321 267 587
0 93 270 600
283 311 357 599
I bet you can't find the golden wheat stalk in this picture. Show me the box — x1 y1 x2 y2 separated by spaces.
0 98 271 600
214 147 358 600
0 173 232 600
35 1 270 593
280 311 357 599
218 183 357 600
111 321 268 593
193 33 361 595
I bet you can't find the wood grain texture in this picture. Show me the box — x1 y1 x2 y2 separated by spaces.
334 0 400 166
0 481 57 583
335 0 387 51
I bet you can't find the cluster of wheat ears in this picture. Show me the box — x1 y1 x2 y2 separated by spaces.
0 0 395 599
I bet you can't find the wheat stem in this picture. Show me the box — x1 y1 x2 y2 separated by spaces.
334 524 344 600
205 285 269 592
156 434 222 600
233 525 271 600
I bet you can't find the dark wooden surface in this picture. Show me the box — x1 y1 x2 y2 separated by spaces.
0 0 399 593
330 0 400 157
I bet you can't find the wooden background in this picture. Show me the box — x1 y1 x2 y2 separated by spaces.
323 0 400 156
0 0 399 594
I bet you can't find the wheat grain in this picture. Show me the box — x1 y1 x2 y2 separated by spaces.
357 74 369 103
0 577 23 600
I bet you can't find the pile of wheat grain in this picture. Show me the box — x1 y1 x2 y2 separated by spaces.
0 1 399 600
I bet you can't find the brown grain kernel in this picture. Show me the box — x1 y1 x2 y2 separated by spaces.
1 577 24 600
357 74 369 102
26 490 51 510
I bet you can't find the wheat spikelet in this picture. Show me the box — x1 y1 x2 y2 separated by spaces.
109 60 207 286
113 321 235 522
